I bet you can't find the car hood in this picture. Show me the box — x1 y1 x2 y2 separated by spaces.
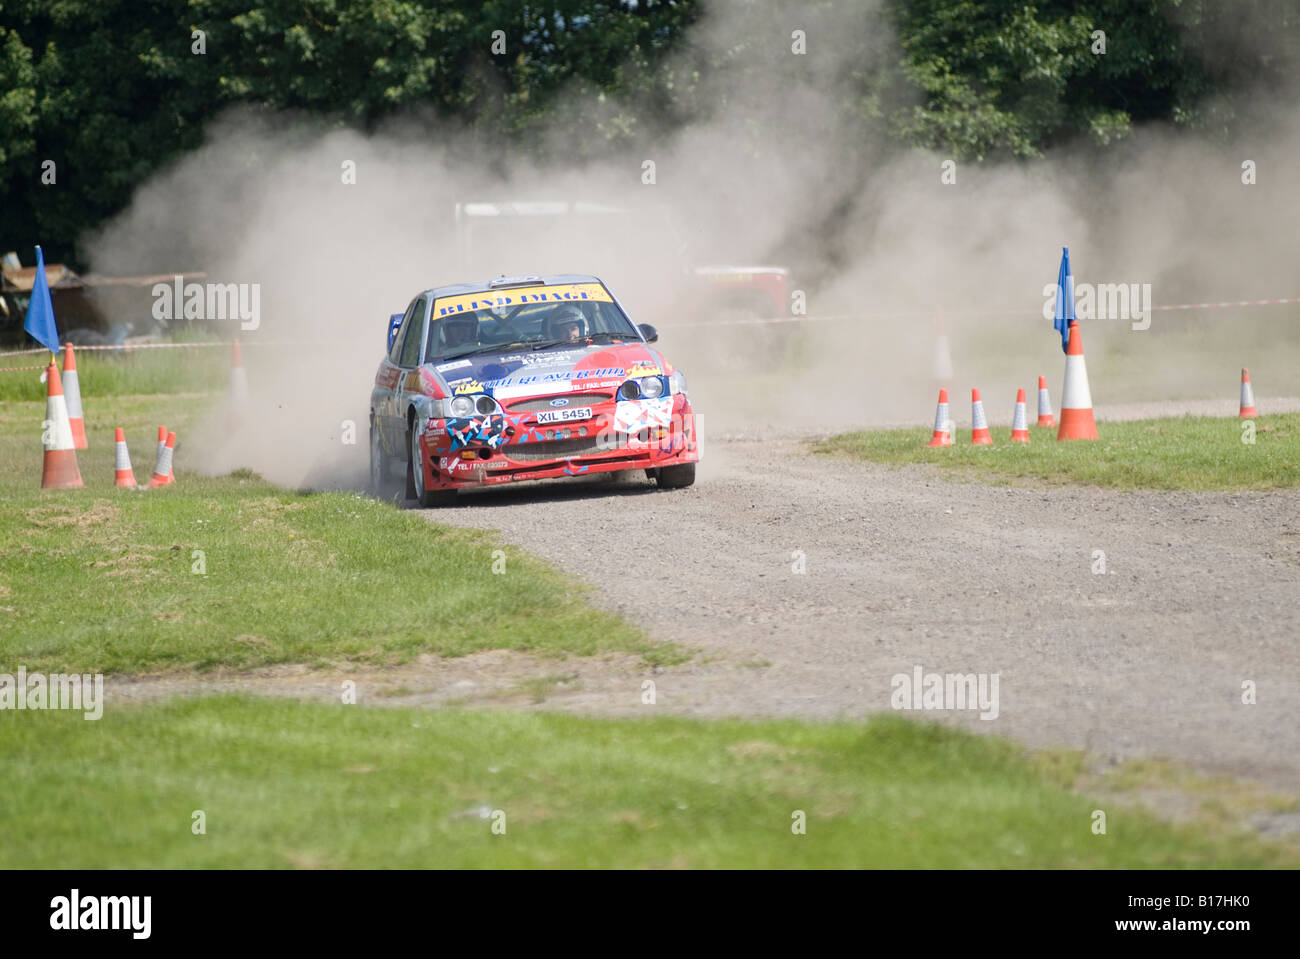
428 342 671 400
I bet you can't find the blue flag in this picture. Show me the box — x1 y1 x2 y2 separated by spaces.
23 245 60 354
1052 246 1074 354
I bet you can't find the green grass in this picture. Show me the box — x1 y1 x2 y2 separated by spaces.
1 696 1292 868
0 340 229 401
0 394 676 673
815 414 1300 490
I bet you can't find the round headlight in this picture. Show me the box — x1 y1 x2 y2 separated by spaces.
618 380 641 401
449 395 474 417
640 376 663 399
475 395 496 415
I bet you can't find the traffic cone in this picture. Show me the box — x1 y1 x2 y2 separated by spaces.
62 342 87 449
41 357 83 489
113 428 137 487
1036 375 1055 427
970 388 993 445
1057 321 1098 440
148 431 176 487
1239 368 1257 418
927 389 952 447
155 425 168 476
1011 389 1030 442
229 339 249 424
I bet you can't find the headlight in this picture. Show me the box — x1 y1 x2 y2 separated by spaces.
669 370 687 395
620 376 665 401
449 395 475 417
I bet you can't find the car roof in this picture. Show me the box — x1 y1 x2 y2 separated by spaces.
419 274 605 301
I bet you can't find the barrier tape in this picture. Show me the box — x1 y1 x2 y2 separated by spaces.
662 295 1300 328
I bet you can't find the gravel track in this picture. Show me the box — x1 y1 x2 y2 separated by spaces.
427 403 1300 795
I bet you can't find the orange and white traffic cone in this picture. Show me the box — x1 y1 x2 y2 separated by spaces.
155 425 168 475
41 357 84 489
113 427 137 487
148 431 176 487
1036 375 1055 427
927 388 952 447
1239 368 1257 418
229 339 249 425
62 342 87 449
1010 389 1031 443
970 388 993 445
1057 321 1098 441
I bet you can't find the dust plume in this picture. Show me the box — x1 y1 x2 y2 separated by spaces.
84 0 1300 489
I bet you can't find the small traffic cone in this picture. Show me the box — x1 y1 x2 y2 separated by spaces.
113 428 137 487
62 342 87 449
155 425 168 474
927 389 953 447
970 388 993 445
1036 375 1055 427
1239 368 1257 418
1010 389 1031 442
148 431 176 487
229 339 249 425
41 357 83 489
1057 321 1098 441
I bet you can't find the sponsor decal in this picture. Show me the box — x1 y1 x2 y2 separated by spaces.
613 396 674 433
436 359 473 372
627 362 663 378
453 379 484 395
434 282 613 317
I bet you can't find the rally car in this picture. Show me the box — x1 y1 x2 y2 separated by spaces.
369 274 699 506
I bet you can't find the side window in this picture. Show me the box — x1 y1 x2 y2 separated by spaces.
398 298 427 367
388 300 417 363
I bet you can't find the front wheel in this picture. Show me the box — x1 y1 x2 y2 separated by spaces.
408 423 457 508
656 462 696 489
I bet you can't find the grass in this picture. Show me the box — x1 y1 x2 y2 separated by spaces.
0 339 229 401
0 393 677 673
814 414 1300 490
1 696 1293 868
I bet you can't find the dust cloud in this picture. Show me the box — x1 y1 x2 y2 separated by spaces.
83 1 1300 489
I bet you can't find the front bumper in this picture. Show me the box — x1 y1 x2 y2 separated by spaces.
418 395 699 490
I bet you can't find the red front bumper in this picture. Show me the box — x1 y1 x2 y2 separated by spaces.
419 398 699 490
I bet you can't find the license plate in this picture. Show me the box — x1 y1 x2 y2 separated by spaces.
535 407 593 425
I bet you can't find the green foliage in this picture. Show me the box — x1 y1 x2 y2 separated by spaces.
2 0 1298 261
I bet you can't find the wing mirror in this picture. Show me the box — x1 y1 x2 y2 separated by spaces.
387 313 403 351
637 323 659 343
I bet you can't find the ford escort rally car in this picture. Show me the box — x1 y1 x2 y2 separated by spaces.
370 274 699 506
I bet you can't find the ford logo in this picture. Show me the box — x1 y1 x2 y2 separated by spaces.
550 398 569 407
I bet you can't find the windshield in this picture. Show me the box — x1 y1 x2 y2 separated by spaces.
426 283 639 362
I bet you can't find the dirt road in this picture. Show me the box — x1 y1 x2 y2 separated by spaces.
429 418 1300 795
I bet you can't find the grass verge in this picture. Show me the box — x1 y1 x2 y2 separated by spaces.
2 696 1293 868
0 395 677 673
814 414 1300 490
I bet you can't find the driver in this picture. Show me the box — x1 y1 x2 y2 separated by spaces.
440 313 478 351
546 305 587 343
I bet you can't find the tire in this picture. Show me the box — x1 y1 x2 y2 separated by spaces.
369 418 401 500
408 421 457 508
656 462 696 489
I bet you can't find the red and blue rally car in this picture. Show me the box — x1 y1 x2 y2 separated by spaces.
370 274 699 506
